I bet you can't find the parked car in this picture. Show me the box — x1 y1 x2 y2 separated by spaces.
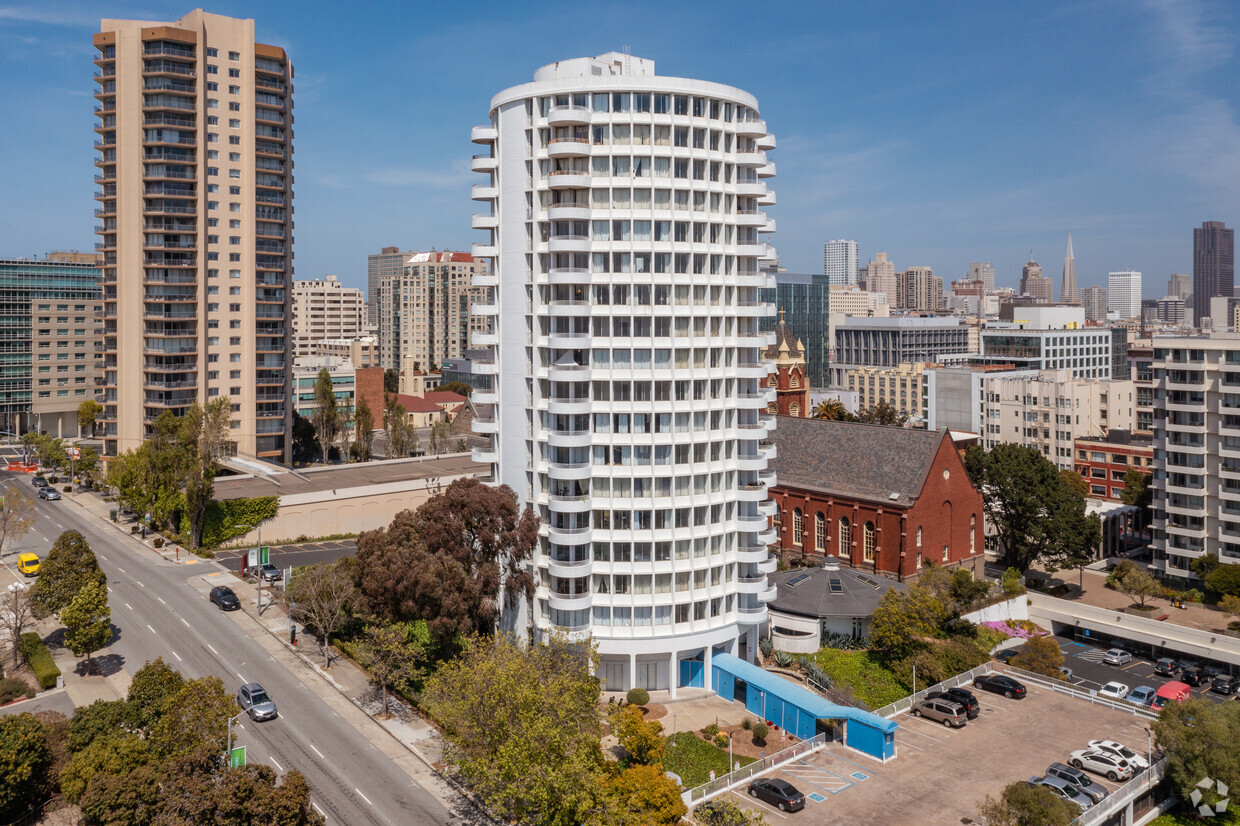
1151 681 1192 709
747 778 806 812
1028 775 1095 810
911 698 968 728
1154 657 1180 677
237 683 278 721
1102 648 1132 666
209 585 240 611
1098 681 1130 701
973 674 1027 699
1069 749 1135 782
926 687 980 719
17 553 39 576
1181 667 1208 687
1125 686 1157 706
37 487 61 501
1087 740 1150 770
1211 674 1240 695
994 649 1020 664
30 475 47 487
1045 762 1109 804
1178 657 1201 672
1059 666 1074 681
1204 663 1226 678
258 563 282 583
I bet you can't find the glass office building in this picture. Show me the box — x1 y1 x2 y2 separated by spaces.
760 272 829 388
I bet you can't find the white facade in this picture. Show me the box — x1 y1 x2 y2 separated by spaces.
969 261 995 293
469 54 779 695
291 275 365 359
1108 271 1143 319
824 239 858 287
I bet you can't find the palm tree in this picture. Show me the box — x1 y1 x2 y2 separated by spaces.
811 399 849 421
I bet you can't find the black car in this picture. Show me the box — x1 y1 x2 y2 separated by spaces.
995 649 1020 664
30 475 47 487
747 778 806 812
1181 667 1208 687
1204 663 1226 678
209 585 240 611
1154 658 1179 677
928 687 980 718
973 674 1027 699
1211 674 1240 695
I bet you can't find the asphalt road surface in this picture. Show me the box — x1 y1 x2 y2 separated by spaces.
0 472 463 825
214 539 359 574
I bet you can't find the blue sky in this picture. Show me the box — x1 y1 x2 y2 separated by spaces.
1 0 1236 297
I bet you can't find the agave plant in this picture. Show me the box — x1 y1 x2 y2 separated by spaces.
759 637 774 658
773 650 794 668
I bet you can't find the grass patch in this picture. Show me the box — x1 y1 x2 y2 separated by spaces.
663 732 755 788
814 649 910 709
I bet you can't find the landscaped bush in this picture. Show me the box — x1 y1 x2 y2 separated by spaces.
741 718 751 731
813 649 909 709
152 537 164 549
17 632 60 689
773 650 794 668
751 722 769 743
664 732 754 788
702 723 719 739
0 676 34 704
820 632 869 650
625 687 650 707
975 625 1009 651
713 732 730 749
758 638 773 658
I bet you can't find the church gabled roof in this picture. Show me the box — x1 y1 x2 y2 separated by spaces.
764 311 804 360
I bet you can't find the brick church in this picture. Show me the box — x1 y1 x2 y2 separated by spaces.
766 312 809 417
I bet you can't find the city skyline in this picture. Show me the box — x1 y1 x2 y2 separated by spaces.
0 1 1236 291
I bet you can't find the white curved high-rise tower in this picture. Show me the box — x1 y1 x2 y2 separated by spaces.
469 54 779 694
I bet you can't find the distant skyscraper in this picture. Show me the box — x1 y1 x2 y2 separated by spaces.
824 240 858 287
1108 271 1142 319
969 261 995 293
367 247 412 326
863 252 897 303
1082 285 1107 322
897 266 942 311
1019 259 1053 303
1060 233 1079 304
1193 221 1235 325
1168 272 1192 301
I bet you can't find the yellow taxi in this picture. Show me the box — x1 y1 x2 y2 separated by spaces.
17 553 39 576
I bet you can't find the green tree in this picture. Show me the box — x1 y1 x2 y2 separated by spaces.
68 700 132 753
428 418 450 455
358 622 425 718
856 399 907 427
1220 594 1240 628
593 763 687 825
1009 635 1065 679
1059 468 1089 499
31 529 105 617
62 579 112 670
1206 563 1240 598
107 410 186 531
1153 698 1240 815
607 704 665 765
810 398 854 422
312 368 340 462
947 568 992 612
1192 552 1220 581
423 634 603 826
1120 468 1153 530
964 444 1101 573
78 399 102 438
383 367 399 393
437 380 473 397
976 780 1077 826
0 713 52 819
355 478 538 650
352 393 376 461
288 560 355 668
75 445 100 487
291 412 317 464
383 395 415 458
149 675 237 759
181 397 233 549
869 579 948 653
126 657 186 732
335 399 354 462
60 732 150 803
1115 564 1163 609
0 486 36 565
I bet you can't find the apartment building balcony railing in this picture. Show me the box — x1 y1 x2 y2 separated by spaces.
143 43 195 58
143 60 195 76
255 76 287 92
144 114 195 129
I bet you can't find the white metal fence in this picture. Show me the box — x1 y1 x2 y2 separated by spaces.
680 732 827 807
872 663 993 718
1074 758 1167 825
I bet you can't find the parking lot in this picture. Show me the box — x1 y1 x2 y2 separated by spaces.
699 675 1155 824
1039 635 1234 705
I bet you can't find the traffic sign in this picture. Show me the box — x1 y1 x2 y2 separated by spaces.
229 746 246 768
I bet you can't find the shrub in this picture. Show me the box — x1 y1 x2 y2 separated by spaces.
713 732 730 749
17 632 60 690
752 722 769 742
773 650 794 668
1183 588 1204 603
181 496 279 548
665 733 755 788
62 485 72 493
758 638 773 658
702 723 720 739
1001 567 1025 596
741 718 751 731
625 687 650 707
152 537 164 549
814 648 909 709
0 677 34 704
110 509 117 522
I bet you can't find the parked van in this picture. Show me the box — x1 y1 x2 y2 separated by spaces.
17 553 39 576
1151 681 1192 709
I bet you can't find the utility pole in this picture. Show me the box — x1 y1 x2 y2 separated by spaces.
236 522 263 614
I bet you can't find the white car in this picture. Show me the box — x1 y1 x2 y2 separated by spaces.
1098 681 1130 700
1087 740 1150 770
1102 648 1132 666
1069 749 1135 782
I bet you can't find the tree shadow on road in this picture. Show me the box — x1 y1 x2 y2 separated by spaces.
74 652 125 678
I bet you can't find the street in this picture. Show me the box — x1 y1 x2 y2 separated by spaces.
0 472 468 825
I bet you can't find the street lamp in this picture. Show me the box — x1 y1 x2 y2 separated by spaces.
235 523 262 614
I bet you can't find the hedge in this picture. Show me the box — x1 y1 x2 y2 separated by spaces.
17 632 61 689
181 496 279 548
664 732 755 788
813 649 909 709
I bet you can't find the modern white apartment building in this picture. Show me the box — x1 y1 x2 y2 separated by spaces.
1149 337 1240 578
470 53 779 694
1108 270 1143 319
824 239 858 287
980 306 1113 379
94 11 293 459
291 275 364 359
981 369 1135 468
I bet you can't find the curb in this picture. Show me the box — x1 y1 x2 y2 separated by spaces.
0 686 68 711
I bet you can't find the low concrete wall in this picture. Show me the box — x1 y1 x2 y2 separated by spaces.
961 595 1029 625
769 609 820 654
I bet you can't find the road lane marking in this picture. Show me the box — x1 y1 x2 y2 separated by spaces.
354 789 372 806
107 587 113 593
146 624 156 634
237 673 245 682
54 522 63 528
310 802 324 818
310 744 324 759
135 580 144 587
125 603 133 610
117 567 126 574
180 618 189 627
270 756 284 772
208 644 219 654
98 555 107 561
157 597 166 604
172 651 182 661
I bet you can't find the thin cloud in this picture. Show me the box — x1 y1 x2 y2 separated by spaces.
0 6 99 27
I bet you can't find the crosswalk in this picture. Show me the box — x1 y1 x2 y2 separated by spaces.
1075 647 1108 663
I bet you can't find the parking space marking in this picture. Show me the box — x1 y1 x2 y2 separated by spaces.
850 772 869 781
807 792 827 803
1121 661 1146 672
1076 648 1107 662
782 760 853 795
896 722 945 742
730 790 788 819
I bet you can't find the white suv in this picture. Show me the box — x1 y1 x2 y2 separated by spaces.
1069 749 1134 782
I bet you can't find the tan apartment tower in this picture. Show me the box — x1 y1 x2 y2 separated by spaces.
94 11 293 460
291 275 364 358
376 252 490 371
